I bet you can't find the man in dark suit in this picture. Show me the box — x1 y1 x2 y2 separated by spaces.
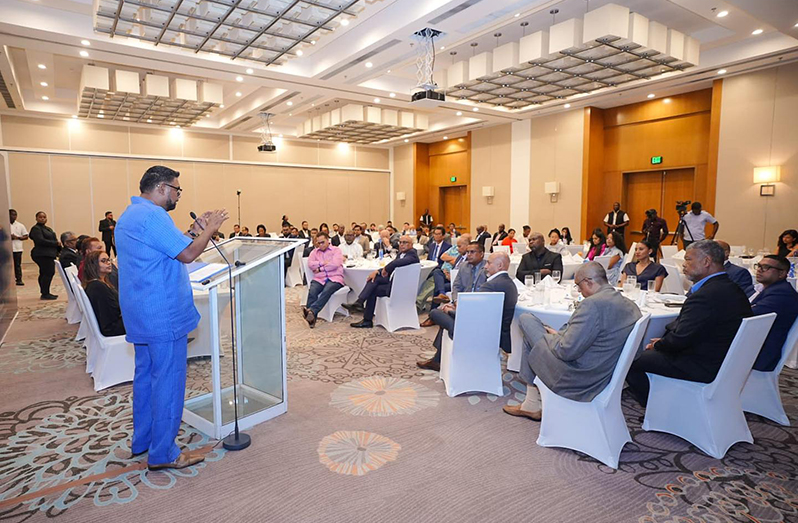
423 226 451 307
229 224 241 238
515 232 563 283
491 223 508 249
475 225 491 247
717 240 754 297
626 240 753 407
750 255 798 371
346 235 420 328
59 231 81 269
331 224 346 247
417 251 518 371
298 221 311 239
98 211 117 257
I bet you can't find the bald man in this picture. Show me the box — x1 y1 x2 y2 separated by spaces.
504 262 641 421
346 235 420 329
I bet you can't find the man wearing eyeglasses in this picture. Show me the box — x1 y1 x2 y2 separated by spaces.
503 262 641 421
749 255 798 371
116 165 229 471
346 234 419 329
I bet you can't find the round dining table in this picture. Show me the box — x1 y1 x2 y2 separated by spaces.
508 254 584 282
343 258 438 299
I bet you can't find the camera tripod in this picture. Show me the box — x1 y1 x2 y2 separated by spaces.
670 212 694 246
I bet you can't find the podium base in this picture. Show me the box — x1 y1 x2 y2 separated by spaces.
222 432 251 451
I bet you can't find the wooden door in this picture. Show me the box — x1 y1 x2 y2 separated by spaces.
440 186 467 233
623 168 694 244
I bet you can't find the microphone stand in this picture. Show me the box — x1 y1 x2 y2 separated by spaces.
190 212 251 451
236 190 242 231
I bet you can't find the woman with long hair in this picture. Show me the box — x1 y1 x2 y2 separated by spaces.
777 229 798 258
620 239 667 292
546 229 567 255
604 231 627 285
319 222 330 236
586 230 607 261
256 224 268 237
81 250 125 336
560 227 574 245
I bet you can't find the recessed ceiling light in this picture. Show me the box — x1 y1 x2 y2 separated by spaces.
647 93 656 99
37 64 46 70
287 101 293 106
340 18 349 26
514 13 520 17
99 109 104 113
456 111 462 116
443 136 448 140
311 103 315 106
98 114 104 118
81 39 90 46
716 10 728 18
79 50 89 57
235 91 242 97
373 97 380 103
404 139 409 142
246 68 253 74
40 82 48 87
717 69 727 75
473 107 479 112
279 134 283 138
296 50 303 56
41 96 49 100
311 40 316 45
365 62 373 68
71 114 77 118
663 98 672 104
563 103 571 109
289 113 292 116
205 114 210 117
794 22 798 27
220 104 225 108
147 118 152 123
440 46 445 50
389 93 396 98
752 29 763 35
387 69 391 73
236 76 243 82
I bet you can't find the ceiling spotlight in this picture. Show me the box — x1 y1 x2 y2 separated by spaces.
440 46 445 50
514 13 520 17
389 93 396 98
40 82 48 87
473 107 479 112
235 91 242 97
716 10 728 18
71 114 77 118
42 96 49 100
205 114 210 117
147 118 152 123
373 97 380 103
81 39 90 46
236 76 243 82
456 111 462 116
220 104 225 108
443 136 448 140
246 68 254 74
340 18 349 26
563 103 571 109
717 69 727 75
365 62 373 68
99 109 104 113
289 113 292 116
663 98 672 104
647 93 655 98
296 50 303 56
98 114 104 118
311 40 316 45
752 29 763 35
287 101 293 106
387 69 391 73
404 139 409 143
79 50 89 57
37 64 46 70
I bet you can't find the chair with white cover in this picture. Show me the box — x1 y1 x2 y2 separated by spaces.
285 244 305 287
741 317 798 426
593 255 612 270
619 243 636 273
483 237 492 254
660 262 686 295
660 245 678 259
493 245 511 255
56 262 82 325
642 313 777 458
515 240 529 255
440 292 505 397
300 258 350 323
730 245 745 256
72 274 136 391
374 264 422 332
65 266 89 343
535 314 651 469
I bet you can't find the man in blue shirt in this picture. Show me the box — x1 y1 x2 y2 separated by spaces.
116 165 228 471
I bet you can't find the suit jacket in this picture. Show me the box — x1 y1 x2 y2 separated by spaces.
426 240 451 267
475 231 491 246
452 260 487 301
30 223 59 258
99 218 116 245
331 234 345 247
298 229 312 239
491 231 508 245
529 286 642 402
516 249 563 283
59 248 81 269
477 272 518 354
653 273 752 381
751 279 798 371
725 261 754 297
384 248 420 277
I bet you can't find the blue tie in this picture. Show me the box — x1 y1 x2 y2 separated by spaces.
471 266 479 291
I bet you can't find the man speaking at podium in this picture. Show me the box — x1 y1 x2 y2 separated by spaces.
116 165 228 471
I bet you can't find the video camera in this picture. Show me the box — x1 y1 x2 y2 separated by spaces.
675 200 692 215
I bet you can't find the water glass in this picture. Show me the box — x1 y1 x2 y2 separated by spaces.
525 275 535 289
647 280 657 293
552 270 561 284
627 275 637 287
534 272 542 285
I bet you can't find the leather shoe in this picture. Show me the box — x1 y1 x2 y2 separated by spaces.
502 404 542 421
343 302 364 313
432 294 450 304
15 281 24 286
148 451 205 471
301 306 309 319
420 318 436 327
416 358 440 372
350 319 373 328
305 310 316 328
40 294 58 300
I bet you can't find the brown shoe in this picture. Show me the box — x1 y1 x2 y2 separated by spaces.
432 294 450 304
305 310 316 328
301 306 309 319
420 318 436 327
148 451 206 471
502 404 542 421
416 358 440 372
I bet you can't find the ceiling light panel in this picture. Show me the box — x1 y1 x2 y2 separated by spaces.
441 3 699 110
297 104 428 144
94 0 364 66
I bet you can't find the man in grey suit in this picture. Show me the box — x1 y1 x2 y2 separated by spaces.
417 251 517 371
504 262 641 421
451 241 487 301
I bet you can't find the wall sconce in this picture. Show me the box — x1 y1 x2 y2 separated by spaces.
754 166 780 196
482 186 494 205
396 192 406 205
545 181 561 203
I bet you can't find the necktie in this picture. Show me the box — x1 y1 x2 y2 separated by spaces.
454 255 463 269
471 267 479 291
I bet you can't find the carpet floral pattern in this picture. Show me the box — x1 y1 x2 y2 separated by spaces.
329 377 440 416
317 431 401 476
0 332 86 375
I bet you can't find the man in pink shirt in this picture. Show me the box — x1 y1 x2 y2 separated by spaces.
304 232 345 328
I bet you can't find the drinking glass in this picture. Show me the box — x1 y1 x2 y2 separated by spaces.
534 271 542 285
627 275 637 287
552 270 561 284
525 275 535 289
647 280 656 293
569 284 580 300
634 283 642 298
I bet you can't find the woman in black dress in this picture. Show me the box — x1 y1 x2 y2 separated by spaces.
620 239 667 292
81 250 125 337
777 229 798 258
29 211 59 300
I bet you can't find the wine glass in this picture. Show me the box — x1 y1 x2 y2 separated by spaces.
552 270 561 284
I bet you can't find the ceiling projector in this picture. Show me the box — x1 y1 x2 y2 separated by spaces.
258 142 277 153
411 89 445 108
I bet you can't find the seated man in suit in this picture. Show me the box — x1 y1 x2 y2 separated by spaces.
626 240 753 407
717 240 754 297
504 262 642 421
345 235 420 329
423 226 452 303
353 224 370 257
750 255 798 371
516 232 564 283
475 225 491 248
417 251 517 371
59 231 81 269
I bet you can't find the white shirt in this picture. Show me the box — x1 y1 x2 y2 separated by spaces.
486 270 508 282
681 210 717 241
339 241 363 260
604 211 629 226
10 221 28 253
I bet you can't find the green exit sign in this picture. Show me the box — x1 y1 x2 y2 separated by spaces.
651 156 663 165
450 176 457 183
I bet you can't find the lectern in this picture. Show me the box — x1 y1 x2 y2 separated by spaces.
183 237 305 439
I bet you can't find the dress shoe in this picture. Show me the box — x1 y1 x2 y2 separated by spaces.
40 294 58 300
148 451 205 471
343 301 364 313
420 318 436 327
350 319 373 328
301 306 309 319
305 310 316 328
15 281 24 286
502 404 542 421
416 358 440 372
432 294 450 304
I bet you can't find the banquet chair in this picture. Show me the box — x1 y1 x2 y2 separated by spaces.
374 264 422 332
483 237 492 254
494 245 511 255
65 267 90 351
619 243 636 273
593 255 612 270
440 292 505 397
535 314 651 469
56 261 82 325
660 245 678 259
642 313 777 458
285 244 304 287
660 262 686 295
515 240 529 255
741 317 798 425
300 258 350 323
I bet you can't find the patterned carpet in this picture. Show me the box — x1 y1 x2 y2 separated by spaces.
1 267 797 522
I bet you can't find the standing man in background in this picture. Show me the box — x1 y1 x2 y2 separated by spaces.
420 209 433 229
680 202 719 249
9 209 28 286
116 165 228 471
99 211 117 257
603 202 629 239
642 209 669 260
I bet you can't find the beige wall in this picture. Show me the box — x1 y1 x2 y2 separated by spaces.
716 63 798 251
393 144 414 227
471 124 511 234
527 110 585 241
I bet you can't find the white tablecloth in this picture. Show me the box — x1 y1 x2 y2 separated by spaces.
508 254 583 281
343 259 438 298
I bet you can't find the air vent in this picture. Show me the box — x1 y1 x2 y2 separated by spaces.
224 116 251 130
428 0 484 25
0 71 16 109
320 39 402 80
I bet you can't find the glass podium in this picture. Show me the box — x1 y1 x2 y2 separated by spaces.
183 237 306 439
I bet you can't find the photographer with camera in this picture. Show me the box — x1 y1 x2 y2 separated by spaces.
642 209 668 261
679 201 719 249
